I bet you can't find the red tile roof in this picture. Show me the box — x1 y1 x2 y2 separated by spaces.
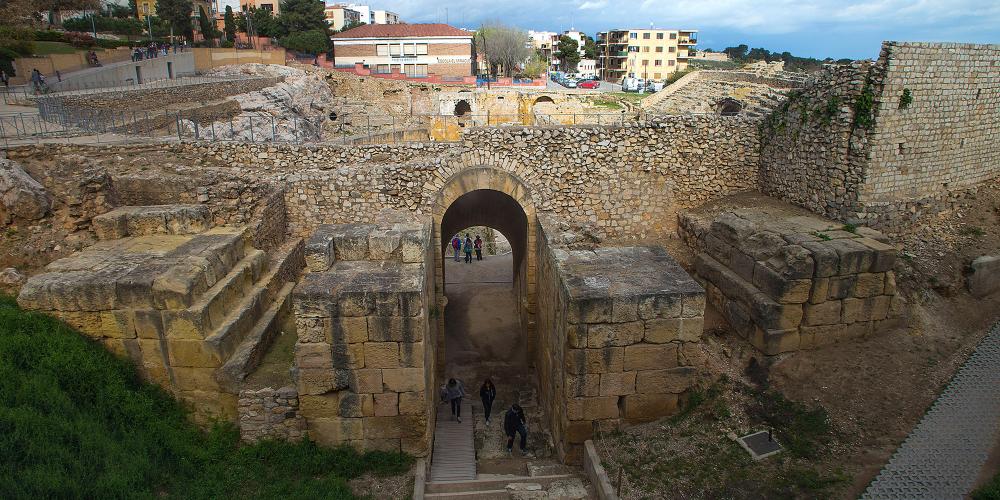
332 23 472 39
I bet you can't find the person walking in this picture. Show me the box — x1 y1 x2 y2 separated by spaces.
503 403 528 455
451 235 462 262
464 234 473 264
445 378 466 423
474 235 483 261
1 70 8 88
480 378 497 425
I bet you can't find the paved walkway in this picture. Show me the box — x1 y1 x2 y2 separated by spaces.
862 321 1000 499
430 401 476 482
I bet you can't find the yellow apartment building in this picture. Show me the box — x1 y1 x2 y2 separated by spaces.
597 28 697 83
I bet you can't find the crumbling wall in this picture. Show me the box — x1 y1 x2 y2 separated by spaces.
238 386 308 442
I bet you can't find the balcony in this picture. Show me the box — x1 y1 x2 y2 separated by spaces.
678 38 697 45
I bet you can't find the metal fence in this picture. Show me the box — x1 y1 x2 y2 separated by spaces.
0 74 268 105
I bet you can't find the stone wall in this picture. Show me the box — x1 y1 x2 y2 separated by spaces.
679 195 905 354
535 215 705 464
292 217 434 455
183 116 760 240
37 76 282 112
759 42 1000 232
860 42 1000 232
238 386 308 442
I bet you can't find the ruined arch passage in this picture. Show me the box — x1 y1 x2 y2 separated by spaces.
431 168 538 385
439 191 528 383
454 99 472 116
532 96 555 106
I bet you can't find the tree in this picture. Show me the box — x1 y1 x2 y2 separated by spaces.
129 0 138 18
582 35 597 59
223 5 236 41
234 11 247 32
555 35 580 71
521 51 548 78
197 5 217 41
474 21 530 78
274 0 327 38
155 0 193 38
40 0 100 27
336 20 364 33
722 44 748 61
279 29 326 54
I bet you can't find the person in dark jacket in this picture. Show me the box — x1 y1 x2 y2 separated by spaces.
445 378 466 422
503 403 527 455
480 378 497 424
463 234 473 263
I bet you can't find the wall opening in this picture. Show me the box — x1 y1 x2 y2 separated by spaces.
533 96 555 106
454 100 472 117
135 66 143 84
439 189 531 418
717 98 742 116
167 61 173 79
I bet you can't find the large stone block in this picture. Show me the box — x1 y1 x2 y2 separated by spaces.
564 347 624 374
295 342 333 370
397 391 425 415
852 273 885 298
750 328 800 355
857 237 897 273
753 263 811 304
803 301 842 326
367 316 424 343
297 317 333 343
828 275 856 300
398 341 424 368
643 318 680 343
765 245 815 280
801 241 839 278
827 239 874 275
567 324 587 348
611 298 639 322
624 344 678 371
967 255 1000 298
635 366 696 394
364 342 399 368
331 224 376 261
622 394 678 422
565 374 601 397
566 396 619 421
564 420 595 444
367 228 402 260
309 417 364 445
382 367 426 392
598 371 636 396
843 296 891 323
373 392 399 416
742 231 786 261
167 338 220 367
679 317 704 342
297 368 349 395
305 230 335 272
363 415 426 439
638 294 682 319
330 316 367 344
350 368 383 394
681 294 706 318
586 321 644 348
711 213 755 246
567 297 613 324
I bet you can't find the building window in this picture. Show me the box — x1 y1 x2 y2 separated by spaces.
642 46 649 52
642 33 650 39
629 33 637 39
628 46 639 52
654 60 661 66
260 4 273 11
416 44 428 55
656 33 664 40
654 73 661 79
642 60 648 66
414 64 428 77
403 44 416 55
389 44 401 56
655 46 663 53
669 46 676 53
668 60 675 66
376 44 389 56
669 33 677 39
375 64 390 74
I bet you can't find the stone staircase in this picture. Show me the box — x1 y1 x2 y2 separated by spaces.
425 472 589 499
646 77 791 117
18 204 304 419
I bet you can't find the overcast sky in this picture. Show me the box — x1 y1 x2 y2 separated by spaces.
365 0 1000 59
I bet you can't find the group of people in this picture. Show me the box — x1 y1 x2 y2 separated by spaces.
451 234 484 263
131 41 185 62
29 69 49 93
441 378 530 455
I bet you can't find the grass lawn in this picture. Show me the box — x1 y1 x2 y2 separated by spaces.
595 376 847 499
0 295 413 499
974 472 1000 500
31 41 79 56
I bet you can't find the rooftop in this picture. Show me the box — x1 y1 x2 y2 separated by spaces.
331 23 471 39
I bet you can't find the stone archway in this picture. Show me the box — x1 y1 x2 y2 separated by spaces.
430 167 538 382
532 96 555 106
717 97 743 116
454 100 472 117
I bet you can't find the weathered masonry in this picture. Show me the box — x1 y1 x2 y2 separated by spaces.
11 40 1000 463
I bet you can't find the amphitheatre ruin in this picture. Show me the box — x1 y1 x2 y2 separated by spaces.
2 40 999 498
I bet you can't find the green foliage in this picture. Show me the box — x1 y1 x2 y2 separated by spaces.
223 6 236 41
197 5 217 40
521 52 548 78
718 43 838 72
746 389 832 459
899 88 913 109
664 67 694 86
814 231 832 241
820 96 840 125
582 35 598 59
842 223 857 233
274 0 328 38
279 29 328 55
0 26 36 61
63 15 144 36
154 0 193 38
337 20 365 33
972 470 1000 500
243 7 277 38
555 35 580 72
853 80 876 130
0 295 412 498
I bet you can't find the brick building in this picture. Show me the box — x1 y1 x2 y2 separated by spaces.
331 23 475 78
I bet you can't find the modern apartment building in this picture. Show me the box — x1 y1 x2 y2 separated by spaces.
324 4 361 31
597 28 697 82
331 23 474 78
240 0 279 14
345 3 400 24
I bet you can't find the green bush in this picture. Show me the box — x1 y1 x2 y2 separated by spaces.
0 295 413 498
64 15 144 36
279 29 329 55
973 471 1000 500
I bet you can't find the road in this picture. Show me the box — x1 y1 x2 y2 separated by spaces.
545 78 622 93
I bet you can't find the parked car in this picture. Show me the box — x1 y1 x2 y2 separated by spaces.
622 77 646 92
564 79 578 88
577 80 600 90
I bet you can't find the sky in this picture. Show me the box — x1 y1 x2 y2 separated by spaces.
360 0 1000 60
